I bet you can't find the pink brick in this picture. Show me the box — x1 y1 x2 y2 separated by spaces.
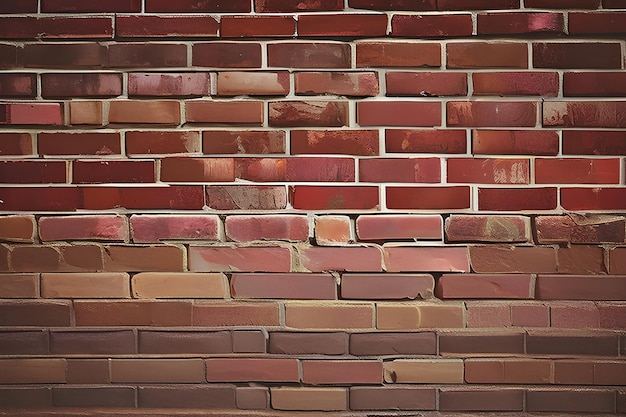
128 73 209 97
299 246 383 272
384 247 470 272
341 273 434 300
466 304 511 328
314 216 353 246
225 215 309 242
130 215 222 243
356 215 442 241
206 358 299 382
39 215 129 242
217 71 289 96
436 274 533 299
550 302 600 329
231 273 337 300
3 103 63 125
189 246 291 272
510 304 550 327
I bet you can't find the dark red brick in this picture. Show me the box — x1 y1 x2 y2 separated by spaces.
0 187 80 211
269 101 348 127
536 215 625 244
386 186 470 210
146 0 249 12
469 245 557 273
392 14 473 37
477 12 564 34
41 73 122 98
0 132 32 156
81 185 204 210
527 333 617 355
350 0 435 9
386 129 466 154
473 130 559 156
525 0 599 7
0 73 36 98
356 41 441 67
268 43 350 69
473 72 558 97
561 188 626 210
0 16 113 40
221 16 296 37
447 42 528 68
0 160 66 184
73 160 155 184
116 15 218 38
544 101 626 128
108 43 187 68
438 0 519 9
20 43 107 69
533 42 622 69
564 72 626 97
291 129 379 156
386 72 467 97
42 0 141 12
0 0 37 13
569 11 626 34
478 187 557 211
298 14 388 37
359 101 441 127
256 0 342 12
290 186 379 210
447 158 529 184
204 130 285 155
360 158 440 183
0 387 52 408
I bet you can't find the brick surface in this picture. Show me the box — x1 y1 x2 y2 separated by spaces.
341 274 434 300
377 303 465 329
270 332 348 355
302 360 383 384
231 273 337 299
132 272 228 299
271 387 347 411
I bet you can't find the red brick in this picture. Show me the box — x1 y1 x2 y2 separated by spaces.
350 0 435 9
533 42 621 69
73 160 155 184
116 15 218 37
0 301 71 326
551 302 600 328
0 132 32 156
256 0 342 12
189 246 291 272
271 332 348 355
436 274 533 299
478 187 557 211
536 215 625 244
561 188 626 210
109 100 180 125
445 215 531 243
138 386 235 409
569 11 626 34
356 214 442 241
41 0 141 12
290 186 379 210
41 73 122 98
161 157 234 182
298 14 387 37
356 41 441 67
341 273 434 300
527 389 615 413
193 301 280 327
511 304 550 327
0 245 8 271
392 14 473 37
609 247 626 274
564 72 626 97
469 245 557 273
232 273 336 300
192 42 261 68
447 101 537 127
0 215 36 243
2 103 63 125
448 158 529 184
206 185 287 210
225 215 308 242
386 129 467 154
360 158 440 183
0 0 37 13
102 245 184 272
132 273 227 299
75 300 192 326
235 158 285 182
386 72 467 97
288 157 355 182
221 16 295 37
544 101 626 128
39 215 128 242
536 158 620 184
384 247 470 272
0 16 113 40
538 275 625 300
295 71 379 97
146 0 250 12
478 12 564 34
386 186 471 210
473 129 559 156
447 42 528 68
19 43 106 69
269 101 348 127
0 274 38 298
350 387 436 411
186 101 263 124
285 302 374 330
129 73 209 97
0 73 36 98
107 43 187 68
217 72 289 96
358 101 441 127
466 303 511 328
291 129 379 156
604 0 625 7
465 359 552 383
204 130 285 155
439 0 519 9
0 44 18 69
525 0 599 7
302 360 382 384
300 246 383 272
39 132 120 157
271 387 347 411
69 101 102 125
82 185 204 210
206 358 298 382
473 72 558 96
315 215 353 246
0 187 80 211
126 130 201 156
49 329 134 354
268 43 351 69
130 214 221 243
350 332 437 355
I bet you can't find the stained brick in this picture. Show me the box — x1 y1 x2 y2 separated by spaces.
561 188 626 211
204 130 285 155
217 72 289 96
41 0 141 12
533 42 622 69
386 72 467 97
445 215 531 243
269 332 348 355
392 14 473 37
268 43 350 69
447 42 528 68
132 272 228 299
193 301 280 327
384 247 470 272
126 130 199 156
0 132 33 156
189 246 291 272
360 157 440 183
116 15 218 38
350 332 437 355
0 73 36 98
206 185 287 210
295 71 379 97
472 130 559 156
231 273 337 300
564 72 626 97
386 129 467 154
448 101 537 127
0 330 48 354
270 100 348 127
291 129 379 155
131 214 221 243
356 41 441 67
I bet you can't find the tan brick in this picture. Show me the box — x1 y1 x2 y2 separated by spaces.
110 359 205 383
70 101 102 125
193 301 280 327
132 272 228 298
285 302 374 330
41 273 130 298
383 359 464 383
271 387 347 411
377 303 465 329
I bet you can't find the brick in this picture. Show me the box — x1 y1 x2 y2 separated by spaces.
39 215 128 242
236 387 269 410
42 0 141 12
448 158 529 184
438 0 519 9
186 101 263 124
69 101 102 125
473 71 559 96
42 272 130 298
544 101 626 128
446 215 531 243
18 43 106 69
527 332 618 356
217 71 289 96
386 72 467 97
63 359 110 383
360 157 440 183
561 188 626 211
384 247 470 272
594 361 626 385
465 359 552 383
138 386 236 409
53 387 135 408
0 16 113 40
377 303 465 329
109 100 180 125
437 274 532 299
527 389 615 413
468 303 513 328
102 245 184 272
569 11 626 34
285 302 374 329
0 330 48 355
550 302 600 329
129 73 209 97
439 389 524 412
298 14 388 37
193 42 262 68
0 359 66 384
357 215 442 241
472 129 559 156
350 332 436 356
75 300 192 326
2 103 63 125
384 359 463 383
221 16 295 37
0 388 51 408
82 185 204 210
539 274 624 301
38 132 121 156
286 157 355 182
231 273 336 300
0 274 38 298
0 160 66 184
139 330 231 354
0 73 36 97
392 14 473 37
302 360 382 384
295 71 379 97
554 360 594 384
269 332 348 355
10 245 104 273
49 330 135 354
0 132 32 156
478 12 564 34
271 387 347 411
478 187 557 211
315 216 353 246
290 186 379 210
0 44 18 69
342 274 434 300
206 358 298 382
291 129 379 156
269 100 348 127
107 43 187 68
358 101 441 127
533 42 621 69
299 246 383 272
203 130 285 155
0 300 70 326
448 101 537 127
268 43 350 69
447 42 528 68
126 130 200 155
0 0 37 13
256 0 343 12
598 303 626 329
131 214 221 243
146 0 250 12
116 15 218 37
557 245 605 274
351 386 436 411
525 0 599 7
564 72 626 97
350 0 436 9
439 332 524 354
386 129 467 154
469 245 557 273
537 158 620 185
193 301 280 327
232 331 267 354
160 157 234 182
41 73 122 98
132 272 227 299
206 185 287 210
189 246 291 272
357 41 441 67
111 359 204 383
234 158 285 182
0 215 35 242
609 248 626 274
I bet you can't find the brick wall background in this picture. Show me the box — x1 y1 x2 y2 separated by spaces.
0 0 625 415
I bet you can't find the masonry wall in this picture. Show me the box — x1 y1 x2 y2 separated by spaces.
0 0 625 415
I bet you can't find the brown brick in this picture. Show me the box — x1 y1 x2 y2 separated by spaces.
554 360 594 385
557 245 606 275
0 273 38 298
350 386 436 411
109 100 180 125
377 303 465 329
526 332 618 356
439 389 524 411
20 43 106 69
465 359 551 383
50 330 135 354
233 330 266 353
0 387 52 408
0 301 71 326
0 359 66 384
469 245 557 273
302 360 383 384
70 100 102 125
341 274 434 300
221 16 295 38
598 303 626 330
75 300 192 326
269 332 347 355
41 272 130 298
445 215 531 243
0 330 48 355
436 274 533 299
0 215 36 242
236 387 269 410
537 275 624 301
271 387 347 411
439 332 525 354
66 359 110 384
103 245 185 272
384 359 463 383
206 358 298 382
193 301 280 327
527 389 616 413
447 42 528 68
285 302 374 330
132 272 228 299
139 330 231 354
111 359 205 383
231 273 336 300
533 42 621 69
350 332 436 356
52 387 135 408
594 361 626 385
138 386 236 409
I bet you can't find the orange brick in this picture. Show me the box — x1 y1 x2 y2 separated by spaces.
377 303 465 329
41 273 130 298
0 215 36 242
109 100 180 125
285 302 374 330
69 101 102 125
314 215 353 246
271 387 347 411
132 272 228 299
0 273 38 298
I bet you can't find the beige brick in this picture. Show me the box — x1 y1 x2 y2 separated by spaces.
132 272 228 298
41 273 130 298
271 387 347 411
384 359 464 384
376 303 465 329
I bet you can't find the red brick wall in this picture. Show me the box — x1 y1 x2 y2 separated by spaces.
0 1 625 415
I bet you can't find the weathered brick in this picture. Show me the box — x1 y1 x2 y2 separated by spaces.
551 302 600 329
132 272 228 299
557 245 606 274
203 130 286 155
384 247 470 272
341 274 434 300
128 72 209 97
221 16 295 37
386 129 467 154
41 273 130 298
448 158 529 184
472 129 559 156
0 73 36 98
231 273 336 300
536 158 620 184
448 101 537 127
146 0 250 12
116 15 218 38
206 185 287 210
315 216 353 246
39 215 128 242
544 101 626 128
189 246 291 272
285 302 374 330
295 71 379 97
466 303 511 328
384 359 464 383
470 245 557 273
291 129 379 155
377 303 465 329
510 303 550 327
445 215 531 243
359 101 441 127
217 71 289 96
269 100 348 127
360 157 441 183
472 71 559 96
271 387 347 411
193 42 261 68
533 42 622 69
160 157 235 182
268 43 350 69
131 214 222 243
